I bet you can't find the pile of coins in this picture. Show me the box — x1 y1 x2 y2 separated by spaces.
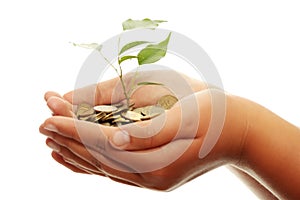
76 95 178 126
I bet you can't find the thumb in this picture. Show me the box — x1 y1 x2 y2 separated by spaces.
63 76 124 106
110 100 199 150
110 114 178 150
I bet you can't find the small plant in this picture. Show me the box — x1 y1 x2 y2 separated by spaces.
73 18 171 108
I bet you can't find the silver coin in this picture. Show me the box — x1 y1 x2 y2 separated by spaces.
94 105 118 113
122 111 143 121
76 103 95 117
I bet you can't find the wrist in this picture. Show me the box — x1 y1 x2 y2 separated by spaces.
195 91 251 166
217 94 252 165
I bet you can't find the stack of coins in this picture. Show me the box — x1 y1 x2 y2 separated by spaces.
76 95 178 126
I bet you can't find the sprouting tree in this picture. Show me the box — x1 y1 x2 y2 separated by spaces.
73 18 171 107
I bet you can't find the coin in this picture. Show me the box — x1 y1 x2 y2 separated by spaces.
157 95 178 110
121 111 143 121
105 114 121 120
95 112 106 121
133 105 165 120
76 103 95 117
112 117 130 123
132 107 144 115
80 114 98 123
76 96 176 127
94 105 118 113
101 122 112 126
111 104 130 115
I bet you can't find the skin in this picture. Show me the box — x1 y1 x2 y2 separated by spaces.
39 70 300 199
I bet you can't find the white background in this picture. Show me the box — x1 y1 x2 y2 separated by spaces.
1 0 299 199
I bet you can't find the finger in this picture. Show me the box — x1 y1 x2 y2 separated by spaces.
47 128 127 172
41 119 139 174
42 116 117 152
52 147 138 186
52 149 138 187
46 138 104 175
103 138 201 174
41 120 178 175
44 91 63 101
46 96 74 117
51 151 88 174
42 117 199 188
108 177 140 187
48 122 203 189
47 128 142 183
63 77 124 106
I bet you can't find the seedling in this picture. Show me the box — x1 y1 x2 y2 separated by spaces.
73 18 171 108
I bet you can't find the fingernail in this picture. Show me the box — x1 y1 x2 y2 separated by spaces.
47 141 60 152
112 130 130 147
46 97 56 113
44 124 58 132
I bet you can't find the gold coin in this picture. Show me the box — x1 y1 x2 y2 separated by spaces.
101 112 113 121
95 112 106 121
157 95 178 110
105 114 121 120
101 122 112 126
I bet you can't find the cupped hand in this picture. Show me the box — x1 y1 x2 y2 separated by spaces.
40 84 247 190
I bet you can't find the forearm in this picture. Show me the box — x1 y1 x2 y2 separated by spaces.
236 97 300 199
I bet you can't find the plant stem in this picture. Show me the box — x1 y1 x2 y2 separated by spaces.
119 72 130 108
127 65 140 98
98 51 130 107
99 51 120 75
117 34 131 108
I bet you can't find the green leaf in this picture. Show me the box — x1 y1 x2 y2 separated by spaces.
137 81 163 86
137 32 171 65
72 42 102 51
122 18 167 31
118 55 137 65
119 41 150 55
